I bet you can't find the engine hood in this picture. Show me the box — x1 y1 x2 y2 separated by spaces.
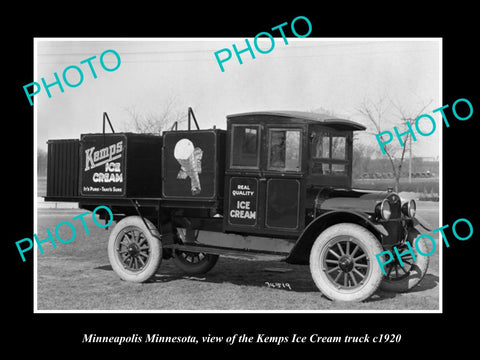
315 188 402 215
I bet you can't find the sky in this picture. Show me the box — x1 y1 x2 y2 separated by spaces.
35 38 441 158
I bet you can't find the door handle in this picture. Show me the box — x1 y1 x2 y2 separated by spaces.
259 177 267 182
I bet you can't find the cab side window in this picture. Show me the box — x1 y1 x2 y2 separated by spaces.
311 129 348 175
313 134 330 158
268 129 301 171
332 136 346 160
231 125 260 168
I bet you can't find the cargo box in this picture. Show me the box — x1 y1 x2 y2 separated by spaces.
46 133 163 200
80 133 163 198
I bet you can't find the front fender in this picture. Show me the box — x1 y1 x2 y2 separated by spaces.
285 210 387 265
413 214 433 234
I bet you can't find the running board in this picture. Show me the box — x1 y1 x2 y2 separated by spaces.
163 243 288 261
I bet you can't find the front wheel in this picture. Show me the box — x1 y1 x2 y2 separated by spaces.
380 229 430 292
309 223 384 302
107 216 162 283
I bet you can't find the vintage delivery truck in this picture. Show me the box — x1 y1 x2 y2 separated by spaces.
45 109 431 302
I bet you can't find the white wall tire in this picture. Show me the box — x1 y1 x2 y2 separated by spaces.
107 216 162 283
309 223 384 302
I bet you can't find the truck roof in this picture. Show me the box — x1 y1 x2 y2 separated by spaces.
226 110 366 131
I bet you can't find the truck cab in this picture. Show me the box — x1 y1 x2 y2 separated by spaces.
223 111 364 237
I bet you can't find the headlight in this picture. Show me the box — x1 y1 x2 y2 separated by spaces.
379 199 391 221
402 199 416 218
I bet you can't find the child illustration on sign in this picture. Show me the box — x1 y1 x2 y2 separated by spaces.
174 138 203 195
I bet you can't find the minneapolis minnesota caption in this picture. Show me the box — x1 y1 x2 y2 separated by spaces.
83 333 401 345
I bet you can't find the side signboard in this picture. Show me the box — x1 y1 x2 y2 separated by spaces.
80 134 126 196
228 177 258 226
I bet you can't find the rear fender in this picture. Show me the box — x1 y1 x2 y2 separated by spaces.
285 210 387 265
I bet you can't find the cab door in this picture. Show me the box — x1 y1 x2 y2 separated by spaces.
224 123 262 232
263 126 304 232
224 121 305 236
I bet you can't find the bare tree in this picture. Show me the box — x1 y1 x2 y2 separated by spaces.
123 96 187 134
356 96 432 192
352 143 377 178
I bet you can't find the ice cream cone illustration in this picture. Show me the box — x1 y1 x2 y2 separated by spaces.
174 138 203 195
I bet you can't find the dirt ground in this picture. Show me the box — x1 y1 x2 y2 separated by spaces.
35 202 440 312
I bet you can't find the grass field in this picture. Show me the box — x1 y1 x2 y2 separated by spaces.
353 177 439 192
35 175 440 311
35 203 440 311
353 177 439 201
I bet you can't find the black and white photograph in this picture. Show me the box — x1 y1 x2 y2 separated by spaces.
7 6 479 354
34 37 441 312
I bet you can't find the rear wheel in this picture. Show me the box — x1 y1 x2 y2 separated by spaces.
172 227 219 275
108 216 162 282
173 251 219 275
309 223 384 302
